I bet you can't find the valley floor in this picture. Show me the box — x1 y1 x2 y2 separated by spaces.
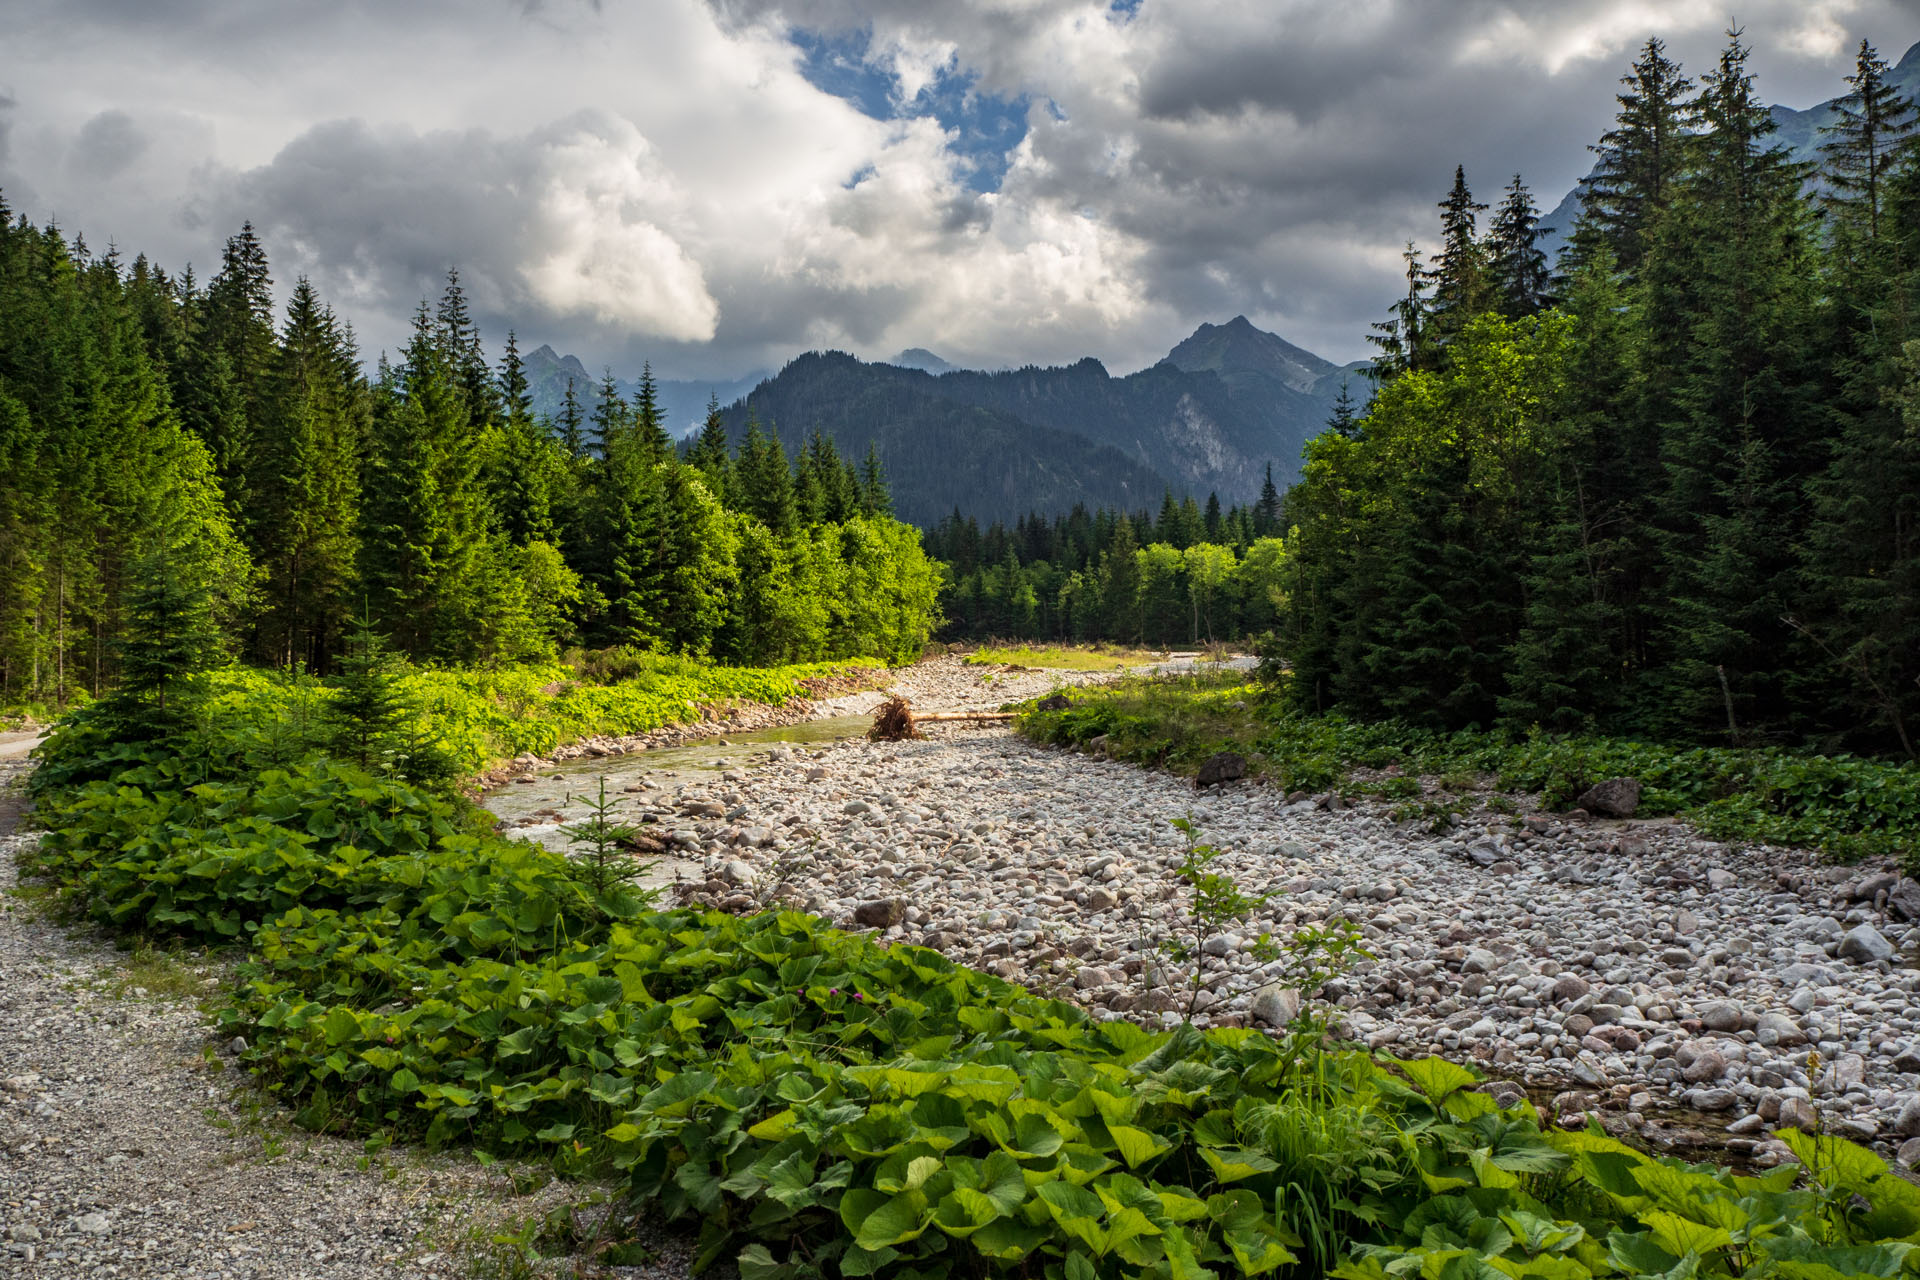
5 654 1915 1276
503 658 1920 1166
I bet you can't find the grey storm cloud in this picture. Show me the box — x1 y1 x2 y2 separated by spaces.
2 0 1917 374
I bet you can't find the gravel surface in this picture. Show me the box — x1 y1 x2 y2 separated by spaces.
0 760 704 1279
492 661 1920 1171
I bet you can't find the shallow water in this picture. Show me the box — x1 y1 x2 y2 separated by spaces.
479 714 871 884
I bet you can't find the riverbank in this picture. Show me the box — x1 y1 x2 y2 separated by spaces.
481 671 1920 1167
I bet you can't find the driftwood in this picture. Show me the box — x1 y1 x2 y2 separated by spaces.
869 697 1016 741
915 711 1017 723
869 696 921 741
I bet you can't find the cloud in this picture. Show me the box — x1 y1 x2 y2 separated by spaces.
0 0 1914 375
210 114 719 345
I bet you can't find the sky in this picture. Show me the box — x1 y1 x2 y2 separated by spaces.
2 0 1917 378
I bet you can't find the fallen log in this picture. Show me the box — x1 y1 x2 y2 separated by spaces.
869 697 1016 741
914 711 1018 722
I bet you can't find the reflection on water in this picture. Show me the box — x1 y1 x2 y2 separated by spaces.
479 715 871 881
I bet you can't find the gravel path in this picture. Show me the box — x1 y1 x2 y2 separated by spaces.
518 662 1920 1170
0 760 703 1279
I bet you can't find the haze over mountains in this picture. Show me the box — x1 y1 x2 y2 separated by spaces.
528 318 1367 526
1538 38 1920 257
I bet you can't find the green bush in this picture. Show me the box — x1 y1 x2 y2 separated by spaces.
1019 677 1920 867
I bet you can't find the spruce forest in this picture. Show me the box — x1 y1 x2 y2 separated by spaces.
0 220 940 707
943 33 1920 761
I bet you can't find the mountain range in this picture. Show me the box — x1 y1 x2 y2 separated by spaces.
522 346 762 439
1538 38 1920 258
528 317 1368 526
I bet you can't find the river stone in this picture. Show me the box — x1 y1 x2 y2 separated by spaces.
1035 693 1070 712
1550 975 1591 1002
1896 1095 1920 1136
1890 880 1920 922
1853 871 1901 901
1697 1000 1744 1032
1576 778 1641 818
1755 1012 1806 1047
1194 752 1247 788
1682 1050 1728 1083
1251 985 1301 1027
853 898 907 928
1838 924 1894 964
1685 1087 1737 1111
1778 1096 1818 1131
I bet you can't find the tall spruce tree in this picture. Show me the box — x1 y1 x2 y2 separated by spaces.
688 395 732 504
1647 27 1820 740
358 305 489 658
1574 37 1696 278
1369 244 1429 378
1426 166 1491 353
1486 174 1553 318
1819 39 1919 242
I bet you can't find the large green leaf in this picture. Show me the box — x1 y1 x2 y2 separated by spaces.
1109 1124 1172 1169
852 1190 931 1251
1198 1147 1281 1184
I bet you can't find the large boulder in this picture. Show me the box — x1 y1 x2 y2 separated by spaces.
1838 923 1895 964
1576 778 1641 818
1194 751 1248 789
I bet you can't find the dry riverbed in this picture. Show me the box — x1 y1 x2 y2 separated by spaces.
5 652 1914 1275
488 658 1920 1170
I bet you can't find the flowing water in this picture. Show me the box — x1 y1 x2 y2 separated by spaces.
480 715 872 886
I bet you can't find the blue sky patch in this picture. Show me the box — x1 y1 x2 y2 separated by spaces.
792 25 1029 193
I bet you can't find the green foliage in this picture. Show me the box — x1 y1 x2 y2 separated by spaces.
28 663 1920 1280
1019 675 1920 866
558 775 658 907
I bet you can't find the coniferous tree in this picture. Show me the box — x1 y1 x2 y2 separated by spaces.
104 541 225 737
590 369 626 459
1325 385 1361 441
1646 27 1820 739
254 278 363 669
688 395 732 505
1819 39 1919 242
488 331 565 547
1426 166 1491 352
557 378 586 459
436 268 498 433
736 416 798 536
857 442 891 517
1369 244 1429 378
631 362 671 461
358 305 488 658
1486 174 1553 318
1574 36 1696 278
1253 463 1283 533
326 607 405 769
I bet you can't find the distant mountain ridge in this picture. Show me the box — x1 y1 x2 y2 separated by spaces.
521 344 761 439
526 317 1367 525
714 317 1368 525
1539 38 1920 258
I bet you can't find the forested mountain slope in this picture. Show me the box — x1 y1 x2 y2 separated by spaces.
715 352 1169 526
